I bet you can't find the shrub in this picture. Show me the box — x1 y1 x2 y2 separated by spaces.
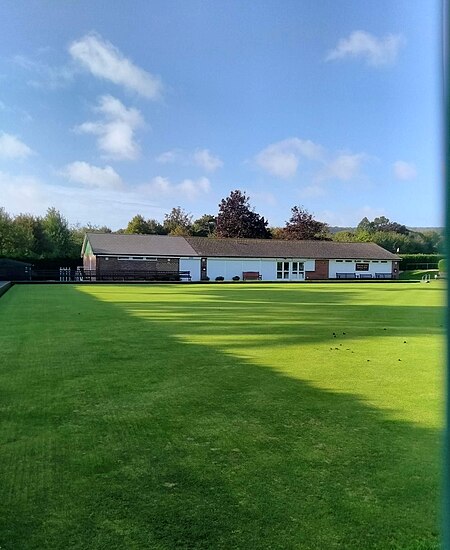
215 276 224 281
232 276 240 281
438 258 446 273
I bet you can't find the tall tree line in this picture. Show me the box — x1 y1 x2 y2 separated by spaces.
0 191 443 261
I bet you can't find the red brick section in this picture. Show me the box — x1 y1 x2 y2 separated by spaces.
96 256 179 274
305 260 329 280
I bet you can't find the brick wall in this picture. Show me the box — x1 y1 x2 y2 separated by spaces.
96 256 179 274
305 259 329 280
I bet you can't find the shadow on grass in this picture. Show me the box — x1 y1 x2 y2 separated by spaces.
0 284 442 550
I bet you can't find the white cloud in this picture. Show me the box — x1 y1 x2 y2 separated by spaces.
75 95 144 160
193 149 223 172
255 138 324 179
156 148 223 172
298 185 326 199
155 149 182 164
60 161 123 190
326 31 405 67
319 206 386 227
0 170 165 230
0 132 34 159
393 160 417 180
317 152 369 182
69 33 163 99
141 176 211 200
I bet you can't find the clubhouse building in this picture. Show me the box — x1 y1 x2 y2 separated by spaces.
81 233 401 282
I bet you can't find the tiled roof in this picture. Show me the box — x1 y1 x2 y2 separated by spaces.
185 237 400 260
84 233 198 257
83 233 400 261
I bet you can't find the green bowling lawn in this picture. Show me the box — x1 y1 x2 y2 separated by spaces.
0 282 444 549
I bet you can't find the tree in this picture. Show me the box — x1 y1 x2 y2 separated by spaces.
123 215 166 235
356 217 373 232
10 214 42 257
215 190 270 239
0 207 13 256
420 230 443 253
163 207 192 236
269 227 285 240
42 207 72 257
191 214 216 237
70 223 113 256
281 206 328 240
146 219 167 235
357 216 408 235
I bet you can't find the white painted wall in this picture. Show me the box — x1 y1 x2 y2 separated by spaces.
179 258 201 281
207 258 277 281
181 257 392 281
329 260 392 278
205 258 315 281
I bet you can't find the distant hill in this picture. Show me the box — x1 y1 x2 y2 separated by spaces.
328 226 444 234
328 226 354 234
406 227 444 234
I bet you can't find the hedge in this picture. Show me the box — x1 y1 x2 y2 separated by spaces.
399 254 444 271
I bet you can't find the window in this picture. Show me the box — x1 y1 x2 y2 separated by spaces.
277 261 290 279
345 260 353 263
277 261 304 280
291 261 304 279
336 259 343 263
381 261 388 263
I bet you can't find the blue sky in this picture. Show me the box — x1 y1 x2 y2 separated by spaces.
0 0 443 229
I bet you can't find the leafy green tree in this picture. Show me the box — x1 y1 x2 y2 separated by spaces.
0 207 13 256
10 215 36 257
42 207 72 257
192 214 216 237
281 206 328 240
163 207 192 236
356 217 373 232
357 216 408 235
419 230 443 253
269 227 285 240
125 215 150 234
146 219 167 235
215 190 270 239
332 230 372 243
71 223 113 256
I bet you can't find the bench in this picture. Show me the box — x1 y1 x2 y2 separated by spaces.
336 273 356 279
375 273 392 279
358 273 373 279
243 271 262 281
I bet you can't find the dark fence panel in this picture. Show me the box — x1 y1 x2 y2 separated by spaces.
3 268 192 282
81 270 191 282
